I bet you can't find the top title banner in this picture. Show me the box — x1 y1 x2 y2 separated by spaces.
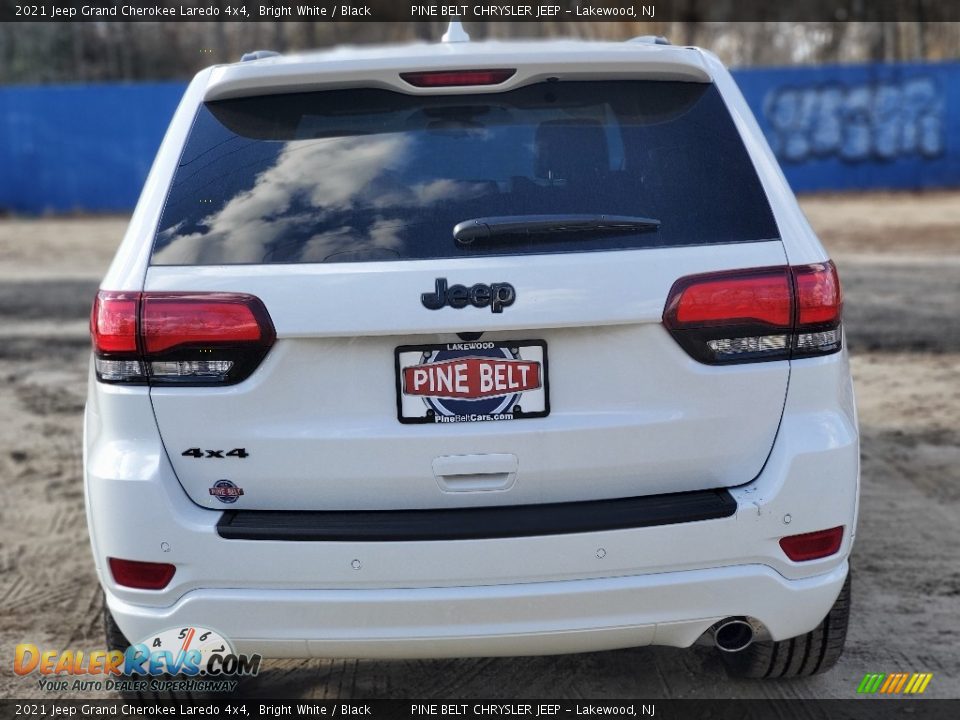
3 0 958 22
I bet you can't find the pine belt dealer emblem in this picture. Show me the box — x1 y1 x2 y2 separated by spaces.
209 479 244 503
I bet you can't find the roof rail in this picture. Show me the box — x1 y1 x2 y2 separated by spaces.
240 50 281 62
629 36 671 46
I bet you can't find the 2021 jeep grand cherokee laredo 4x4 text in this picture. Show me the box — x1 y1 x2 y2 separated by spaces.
86 33 858 681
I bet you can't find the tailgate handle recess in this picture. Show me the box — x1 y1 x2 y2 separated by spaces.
432 454 518 492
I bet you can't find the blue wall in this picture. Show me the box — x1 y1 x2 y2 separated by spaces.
1 61 958 213
0 83 184 213
736 61 960 193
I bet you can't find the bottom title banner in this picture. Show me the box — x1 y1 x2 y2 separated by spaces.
1 700 958 720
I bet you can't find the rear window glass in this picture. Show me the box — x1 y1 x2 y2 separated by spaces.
152 81 779 265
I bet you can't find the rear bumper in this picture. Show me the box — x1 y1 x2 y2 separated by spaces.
106 561 848 659
85 353 859 657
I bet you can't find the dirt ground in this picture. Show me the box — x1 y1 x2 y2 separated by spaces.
0 192 958 700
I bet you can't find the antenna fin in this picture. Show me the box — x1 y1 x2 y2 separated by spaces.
442 20 470 43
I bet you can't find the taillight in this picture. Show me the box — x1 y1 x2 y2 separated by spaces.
400 69 516 87
91 292 143 382
779 526 844 562
792 262 843 358
663 261 842 364
91 291 275 385
108 557 176 590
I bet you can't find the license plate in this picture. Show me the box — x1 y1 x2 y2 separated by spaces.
395 340 549 424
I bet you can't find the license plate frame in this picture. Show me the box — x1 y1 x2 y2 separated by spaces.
395 339 549 425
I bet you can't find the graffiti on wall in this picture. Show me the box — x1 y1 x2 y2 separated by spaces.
763 77 945 163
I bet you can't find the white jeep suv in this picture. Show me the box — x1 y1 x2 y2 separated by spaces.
85 33 858 683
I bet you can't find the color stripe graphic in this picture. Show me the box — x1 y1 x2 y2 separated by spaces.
857 672 933 694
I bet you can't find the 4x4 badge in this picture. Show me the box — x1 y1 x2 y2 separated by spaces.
421 278 516 314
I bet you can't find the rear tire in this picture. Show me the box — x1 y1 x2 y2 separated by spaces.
721 571 851 679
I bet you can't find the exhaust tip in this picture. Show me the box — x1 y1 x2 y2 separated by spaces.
713 618 755 653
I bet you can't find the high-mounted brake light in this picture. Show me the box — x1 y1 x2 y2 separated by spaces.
91 291 275 386
400 69 516 87
779 526 844 562
663 262 842 364
108 557 176 590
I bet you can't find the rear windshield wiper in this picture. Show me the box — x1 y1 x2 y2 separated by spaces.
453 214 661 246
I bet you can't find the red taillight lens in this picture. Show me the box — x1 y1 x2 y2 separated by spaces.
663 261 843 364
779 526 844 562
400 69 516 87
108 557 176 590
666 268 793 328
795 262 841 326
91 291 139 354
91 291 275 386
141 293 271 354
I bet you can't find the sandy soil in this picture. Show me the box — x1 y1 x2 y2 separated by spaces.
0 193 958 700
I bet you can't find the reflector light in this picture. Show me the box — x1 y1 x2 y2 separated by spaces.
663 261 843 364
108 557 176 590
90 291 275 386
400 69 516 87
779 526 844 562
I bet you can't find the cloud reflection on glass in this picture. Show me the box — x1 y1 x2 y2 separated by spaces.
154 134 492 265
